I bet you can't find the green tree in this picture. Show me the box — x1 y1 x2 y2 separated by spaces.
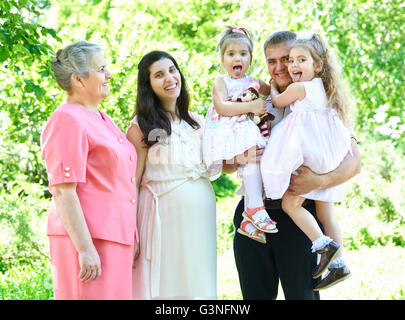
1 0 61 186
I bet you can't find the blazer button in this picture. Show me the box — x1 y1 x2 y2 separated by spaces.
65 172 71 178
130 155 135 161
118 138 123 143
131 198 136 204
64 166 70 171
131 177 136 183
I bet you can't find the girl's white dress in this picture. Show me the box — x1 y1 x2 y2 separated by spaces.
261 78 352 202
203 75 267 178
130 113 217 300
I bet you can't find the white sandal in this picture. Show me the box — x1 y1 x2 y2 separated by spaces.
237 220 266 244
242 206 278 233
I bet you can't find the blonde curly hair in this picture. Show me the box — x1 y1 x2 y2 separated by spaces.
292 33 352 126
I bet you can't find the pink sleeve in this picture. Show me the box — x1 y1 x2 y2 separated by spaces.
41 111 88 187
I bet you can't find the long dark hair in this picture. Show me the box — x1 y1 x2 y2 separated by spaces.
132 50 200 147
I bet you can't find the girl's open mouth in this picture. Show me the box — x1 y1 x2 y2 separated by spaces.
291 71 302 82
233 65 242 77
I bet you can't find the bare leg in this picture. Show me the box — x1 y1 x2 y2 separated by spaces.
281 193 324 242
315 201 343 259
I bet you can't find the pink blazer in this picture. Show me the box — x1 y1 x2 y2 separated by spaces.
41 103 138 245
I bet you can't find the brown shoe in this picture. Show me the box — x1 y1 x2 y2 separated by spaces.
312 241 340 279
314 266 351 291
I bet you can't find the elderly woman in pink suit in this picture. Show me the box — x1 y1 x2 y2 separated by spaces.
41 41 139 299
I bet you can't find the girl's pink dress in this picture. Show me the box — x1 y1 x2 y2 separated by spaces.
261 78 352 202
203 75 267 178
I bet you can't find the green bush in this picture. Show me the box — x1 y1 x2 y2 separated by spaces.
0 179 50 273
211 174 239 200
342 132 405 250
0 260 53 300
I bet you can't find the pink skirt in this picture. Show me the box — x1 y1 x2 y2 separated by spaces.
49 235 133 300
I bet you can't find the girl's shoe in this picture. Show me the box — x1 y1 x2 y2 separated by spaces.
313 266 351 291
242 206 278 233
237 220 266 244
312 241 340 279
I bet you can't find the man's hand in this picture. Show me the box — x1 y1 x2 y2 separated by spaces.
235 146 264 165
287 165 324 196
288 140 361 196
222 146 264 173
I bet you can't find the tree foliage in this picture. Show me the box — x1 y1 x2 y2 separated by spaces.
2 0 403 146
0 0 59 65
1 0 61 187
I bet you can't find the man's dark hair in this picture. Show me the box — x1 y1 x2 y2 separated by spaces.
263 31 297 53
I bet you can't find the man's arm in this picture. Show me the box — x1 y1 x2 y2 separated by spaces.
288 138 361 195
258 78 270 96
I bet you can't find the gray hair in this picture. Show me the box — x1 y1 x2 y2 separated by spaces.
51 41 101 91
263 31 297 53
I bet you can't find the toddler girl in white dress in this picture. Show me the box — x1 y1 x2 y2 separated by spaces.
203 26 277 243
261 32 352 286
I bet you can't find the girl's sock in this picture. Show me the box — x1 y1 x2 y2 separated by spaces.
329 257 346 269
240 217 260 234
311 235 333 252
242 162 268 219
